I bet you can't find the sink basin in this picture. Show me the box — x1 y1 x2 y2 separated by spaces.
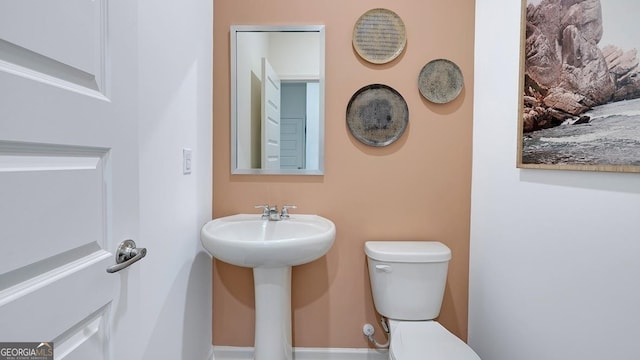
201 213 336 360
201 214 335 268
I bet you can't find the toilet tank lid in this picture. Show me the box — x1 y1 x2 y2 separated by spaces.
365 241 451 263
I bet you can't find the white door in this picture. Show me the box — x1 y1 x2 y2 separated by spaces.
0 1 141 359
261 57 281 169
280 118 306 169
280 82 307 170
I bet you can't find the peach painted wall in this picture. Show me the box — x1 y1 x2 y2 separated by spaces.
212 0 475 348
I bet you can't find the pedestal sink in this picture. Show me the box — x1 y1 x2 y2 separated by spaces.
200 214 336 360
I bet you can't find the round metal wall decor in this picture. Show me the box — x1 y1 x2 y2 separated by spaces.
418 59 464 103
352 8 407 64
346 84 409 147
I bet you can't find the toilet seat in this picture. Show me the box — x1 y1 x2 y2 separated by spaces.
389 321 480 360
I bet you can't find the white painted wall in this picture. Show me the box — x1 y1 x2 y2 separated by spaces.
236 32 269 168
269 32 320 79
306 82 320 170
137 0 212 359
470 1 640 359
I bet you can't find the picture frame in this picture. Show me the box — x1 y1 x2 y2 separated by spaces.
518 0 640 173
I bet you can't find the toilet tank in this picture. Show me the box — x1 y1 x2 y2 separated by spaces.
365 241 451 320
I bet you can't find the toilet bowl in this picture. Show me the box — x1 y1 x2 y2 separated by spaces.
388 320 479 360
365 241 480 360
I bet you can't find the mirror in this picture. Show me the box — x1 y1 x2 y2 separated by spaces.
231 25 325 175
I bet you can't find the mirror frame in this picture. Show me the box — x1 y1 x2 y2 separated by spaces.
230 24 326 175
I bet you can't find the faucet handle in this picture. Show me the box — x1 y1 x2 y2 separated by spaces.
280 205 297 219
254 204 270 219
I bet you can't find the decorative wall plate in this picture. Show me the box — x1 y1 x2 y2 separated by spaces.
352 8 407 64
346 84 409 147
418 59 464 103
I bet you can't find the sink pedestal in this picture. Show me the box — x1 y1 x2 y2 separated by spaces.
254 267 292 360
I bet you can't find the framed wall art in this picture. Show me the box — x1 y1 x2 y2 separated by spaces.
518 0 640 173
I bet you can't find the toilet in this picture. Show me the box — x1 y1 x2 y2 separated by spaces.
365 241 480 360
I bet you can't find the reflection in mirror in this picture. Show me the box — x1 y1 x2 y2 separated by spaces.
231 25 325 175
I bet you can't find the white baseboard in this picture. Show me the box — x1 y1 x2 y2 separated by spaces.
212 346 388 360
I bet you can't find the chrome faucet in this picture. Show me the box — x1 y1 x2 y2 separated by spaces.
268 205 280 221
255 204 297 221
280 205 297 219
255 204 270 220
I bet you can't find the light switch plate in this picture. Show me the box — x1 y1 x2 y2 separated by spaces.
183 148 192 175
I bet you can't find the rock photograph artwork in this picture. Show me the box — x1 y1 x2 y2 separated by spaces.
520 0 640 172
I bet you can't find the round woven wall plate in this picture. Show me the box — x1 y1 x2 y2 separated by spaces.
418 59 464 103
352 8 407 64
346 84 409 147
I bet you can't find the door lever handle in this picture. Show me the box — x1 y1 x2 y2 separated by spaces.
106 239 147 273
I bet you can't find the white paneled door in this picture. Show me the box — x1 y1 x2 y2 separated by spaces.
0 1 142 359
261 57 281 170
